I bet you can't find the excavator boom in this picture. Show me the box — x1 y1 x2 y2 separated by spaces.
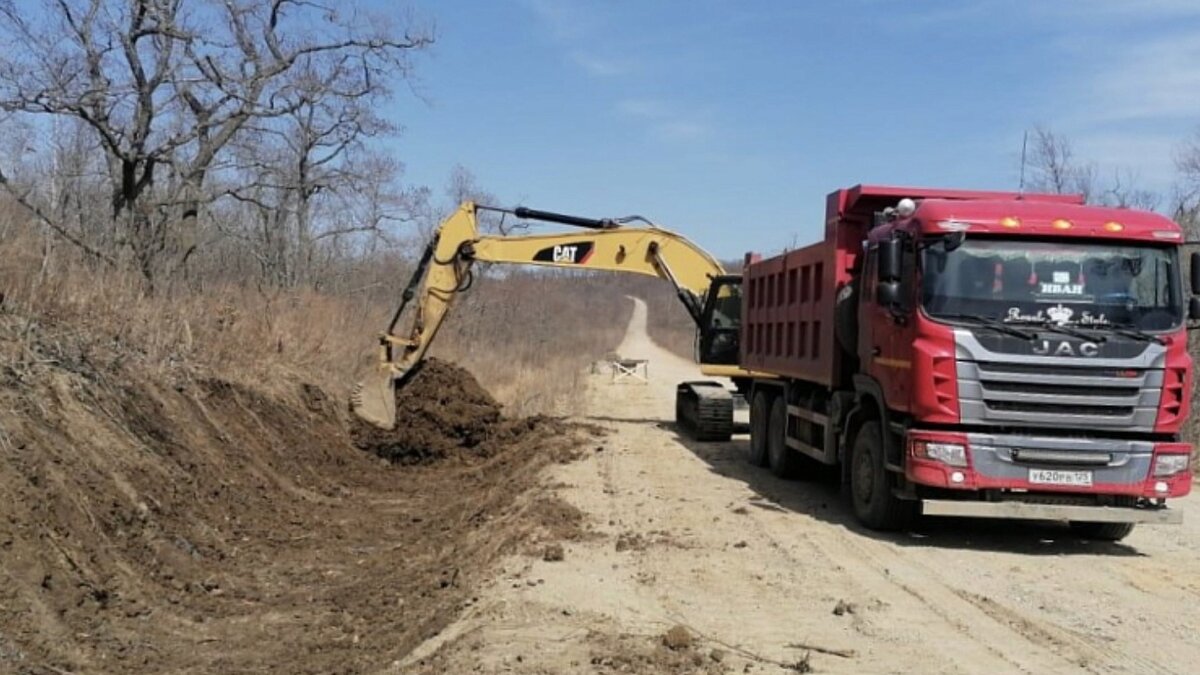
352 202 750 430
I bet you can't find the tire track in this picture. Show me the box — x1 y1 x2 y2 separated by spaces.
762 513 1063 673
950 587 1176 675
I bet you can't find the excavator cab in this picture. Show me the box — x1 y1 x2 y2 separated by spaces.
696 275 743 366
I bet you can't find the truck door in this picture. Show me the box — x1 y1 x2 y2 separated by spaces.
864 238 915 413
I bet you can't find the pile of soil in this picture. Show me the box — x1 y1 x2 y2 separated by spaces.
0 318 595 674
351 358 559 464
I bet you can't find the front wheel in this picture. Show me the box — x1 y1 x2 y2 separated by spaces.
849 420 914 531
1069 521 1135 542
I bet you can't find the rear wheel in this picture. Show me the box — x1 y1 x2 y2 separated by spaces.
1069 521 1135 542
748 390 770 466
767 396 802 479
850 420 914 531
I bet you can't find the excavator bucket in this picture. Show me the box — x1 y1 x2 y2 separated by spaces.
351 368 398 430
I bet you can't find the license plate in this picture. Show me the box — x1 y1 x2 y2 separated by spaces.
1029 468 1093 487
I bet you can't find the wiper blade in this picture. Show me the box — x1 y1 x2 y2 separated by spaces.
1009 319 1106 343
936 313 1036 340
1105 323 1166 345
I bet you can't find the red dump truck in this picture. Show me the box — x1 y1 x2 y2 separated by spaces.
710 185 1197 540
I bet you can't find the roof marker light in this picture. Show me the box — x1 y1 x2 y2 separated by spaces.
1103 221 1124 232
1000 216 1021 229
1153 231 1182 240
1051 219 1073 230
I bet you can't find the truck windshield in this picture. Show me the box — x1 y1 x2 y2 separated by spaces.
920 238 1181 331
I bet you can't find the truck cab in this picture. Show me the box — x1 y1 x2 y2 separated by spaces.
740 185 1197 539
868 196 1194 529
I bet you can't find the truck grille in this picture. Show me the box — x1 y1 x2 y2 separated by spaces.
984 400 1135 417
982 380 1139 398
954 331 1165 432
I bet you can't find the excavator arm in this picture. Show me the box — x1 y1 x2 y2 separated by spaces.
352 201 748 431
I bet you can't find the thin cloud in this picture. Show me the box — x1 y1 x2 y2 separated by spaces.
1083 30 1200 123
656 120 710 142
568 51 628 77
524 0 631 78
999 4 1200 199
521 0 596 41
1034 0 1200 21
617 99 669 118
616 98 711 143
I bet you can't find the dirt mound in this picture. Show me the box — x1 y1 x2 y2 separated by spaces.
0 319 596 674
351 358 563 464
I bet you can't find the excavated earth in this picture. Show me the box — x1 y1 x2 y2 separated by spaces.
350 359 566 465
0 321 594 674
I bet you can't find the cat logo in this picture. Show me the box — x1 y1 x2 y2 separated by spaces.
533 241 594 265
553 245 579 262
1031 339 1100 357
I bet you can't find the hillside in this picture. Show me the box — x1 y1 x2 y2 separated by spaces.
0 250 632 672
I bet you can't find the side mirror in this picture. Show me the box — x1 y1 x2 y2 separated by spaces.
1191 251 1200 294
877 280 902 308
1190 296 1200 322
879 237 902 281
944 231 966 252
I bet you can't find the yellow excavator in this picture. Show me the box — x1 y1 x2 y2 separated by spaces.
352 202 751 440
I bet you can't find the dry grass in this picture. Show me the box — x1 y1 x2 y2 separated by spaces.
431 271 631 415
602 267 747 361
0 228 632 416
639 283 697 360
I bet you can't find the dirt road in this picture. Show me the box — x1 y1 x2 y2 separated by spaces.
405 298 1200 674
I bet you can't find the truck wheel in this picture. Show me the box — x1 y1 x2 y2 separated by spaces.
1068 521 1135 542
748 390 770 467
767 396 801 479
850 420 913 531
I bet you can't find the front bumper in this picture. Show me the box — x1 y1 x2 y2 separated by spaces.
905 429 1193 500
922 499 1181 524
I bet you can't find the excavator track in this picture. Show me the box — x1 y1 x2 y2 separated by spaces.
675 381 734 441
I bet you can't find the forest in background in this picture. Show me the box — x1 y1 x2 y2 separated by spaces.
2 3 1200 415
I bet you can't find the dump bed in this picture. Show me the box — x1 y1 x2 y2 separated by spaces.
742 241 842 386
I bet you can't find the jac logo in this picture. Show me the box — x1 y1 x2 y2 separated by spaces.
1031 339 1100 357
533 242 594 265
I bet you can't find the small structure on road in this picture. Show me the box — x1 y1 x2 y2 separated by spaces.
609 358 649 384
592 352 649 384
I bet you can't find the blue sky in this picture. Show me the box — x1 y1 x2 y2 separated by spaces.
375 0 1200 258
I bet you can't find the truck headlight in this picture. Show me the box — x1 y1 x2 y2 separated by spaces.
913 441 968 467
1153 454 1190 477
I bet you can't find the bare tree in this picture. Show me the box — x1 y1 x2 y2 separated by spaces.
1024 126 1096 200
0 0 432 288
1100 168 1160 211
1024 126 1165 213
1173 130 1200 238
444 164 527 236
